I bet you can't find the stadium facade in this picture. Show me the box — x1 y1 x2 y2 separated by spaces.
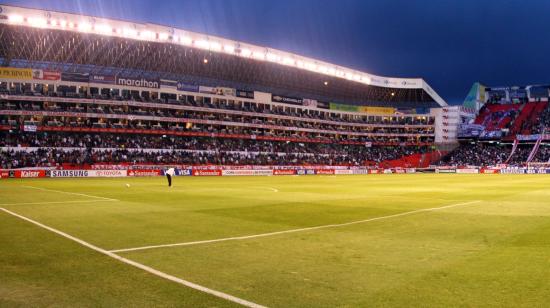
0 4 458 173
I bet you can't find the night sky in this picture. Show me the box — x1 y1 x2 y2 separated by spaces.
4 0 550 104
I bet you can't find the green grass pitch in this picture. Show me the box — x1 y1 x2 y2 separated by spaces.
2 174 550 307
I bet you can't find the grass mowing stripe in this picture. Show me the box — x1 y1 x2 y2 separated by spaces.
110 200 481 253
0 207 267 308
22 185 119 201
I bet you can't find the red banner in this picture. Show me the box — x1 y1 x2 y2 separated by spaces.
127 170 161 177
315 169 335 175
192 170 222 176
273 169 296 175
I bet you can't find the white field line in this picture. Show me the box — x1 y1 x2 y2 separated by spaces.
22 185 119 201
111 200 481 253
0 200 117 206
0 207 266 308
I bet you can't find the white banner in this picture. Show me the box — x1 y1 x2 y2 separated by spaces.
334 169 354 175
222 169 273 176
456 168 479 174
49 170 127 177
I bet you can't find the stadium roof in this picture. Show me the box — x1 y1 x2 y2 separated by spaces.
0 4 447 108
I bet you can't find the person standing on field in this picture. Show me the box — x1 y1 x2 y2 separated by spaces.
165 167 175 187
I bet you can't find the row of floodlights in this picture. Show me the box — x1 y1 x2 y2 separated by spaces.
7 14 373 85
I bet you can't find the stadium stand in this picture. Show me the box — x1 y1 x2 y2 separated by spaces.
0 5 445 170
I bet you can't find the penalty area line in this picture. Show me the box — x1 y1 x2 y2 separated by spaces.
0 207 267 308
111 200 481 253
22 186 119 202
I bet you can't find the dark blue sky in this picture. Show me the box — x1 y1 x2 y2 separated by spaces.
4 0 550 103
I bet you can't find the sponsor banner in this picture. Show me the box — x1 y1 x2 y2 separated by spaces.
317 101 330 109
0 67 33 80
199 86 216 94
127 169 161 177
222 169 273 176
383 169 394 174
90 170 127 177
176 169 192 176
116 76 160 89
302 98 318 108
316 169 335 175
329 102 395 114
272 94 303 105
516 134 541 141
23 124 37 132
330 102 358 112
481 168 499 174
358 106 396 114
526 168 550 174
436 169 456 173
500 168 526 174
50 170 90 177
16 170 46 178
61 72 90 83
90 74 116 85
0 170 9 179
394 169 406 174
49 170 127 177
367 170 379 174
335 169 354 175
296 169 316 175
216 87 236 97
193 169 222 176
273 169 296 175
405 168 417 174
30 70 62 81
177 82 199 92
236 89 254 99
41 70 61 81
456 168 479 174
160 79 178 90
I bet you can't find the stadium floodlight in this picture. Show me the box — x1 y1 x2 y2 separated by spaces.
78 22 92 32
123 28 138 38
58 19 67 28
240 48 252 57
353 74 361 81
327 67 336 75
140 30 154 40
209 42 222 51
305 62 317 71
8 15 24 23
266 53 280 62
180 36 192 45
158 32 169 40
194 40 210 49
27 17 47 28
282 57 295 65
223 45 235 54
252 51 265 60
296 60 304 68
95 24 112 34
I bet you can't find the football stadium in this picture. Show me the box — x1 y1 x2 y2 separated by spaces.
2 2 550 307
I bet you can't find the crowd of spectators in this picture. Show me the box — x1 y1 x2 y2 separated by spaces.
0 90 434 126
532 106 550 135
0 100 434 136
0 132 427 169
439 142 542 166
